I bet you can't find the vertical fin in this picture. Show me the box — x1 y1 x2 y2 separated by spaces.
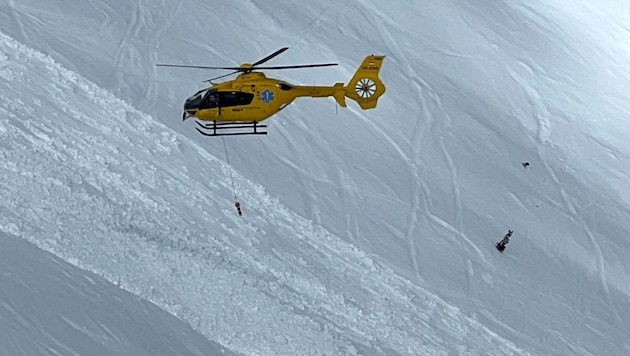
345 55 386 109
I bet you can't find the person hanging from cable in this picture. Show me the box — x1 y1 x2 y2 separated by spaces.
221 136 243 217
496 230 513 252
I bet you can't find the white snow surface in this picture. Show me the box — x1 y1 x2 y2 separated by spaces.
0 232 240 356
1 0 630 355
0 30 519 356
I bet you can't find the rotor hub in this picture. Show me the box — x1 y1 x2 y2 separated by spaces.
239 62 253 72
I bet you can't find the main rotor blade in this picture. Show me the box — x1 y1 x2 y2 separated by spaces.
204 70 240 82
156 64 240 70
252 47 289 66
251 63 338 70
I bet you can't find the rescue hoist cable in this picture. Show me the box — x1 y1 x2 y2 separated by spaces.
221 136 242 216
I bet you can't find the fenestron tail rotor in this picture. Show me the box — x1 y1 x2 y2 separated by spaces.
355 78 376 98
156 47 337 80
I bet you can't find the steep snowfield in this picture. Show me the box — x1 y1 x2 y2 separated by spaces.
0 232 238 356
0 32 525 355
1 0 630 355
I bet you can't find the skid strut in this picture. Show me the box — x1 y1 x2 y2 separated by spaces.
195 120 268 137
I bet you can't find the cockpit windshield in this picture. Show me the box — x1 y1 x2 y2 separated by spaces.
185 88 215 110
187 88 207 102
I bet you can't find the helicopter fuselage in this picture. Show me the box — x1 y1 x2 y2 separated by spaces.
183 72 348 122
158 48 386 135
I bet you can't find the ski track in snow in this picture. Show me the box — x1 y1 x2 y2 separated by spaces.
437 121 483 262
336 168 361 243
113 1 141 72
86 0 114 28
3 1 630 355
0 32 529 356
365 0 487 281
508 35 626 335
530 87 624 329
362 4 429 285
440 135 463 233
111 0 185 108
437 114 479 293
138 0 183 109
5 0 29 43
542 158 623 325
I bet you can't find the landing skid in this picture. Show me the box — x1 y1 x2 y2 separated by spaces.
195 120 268 137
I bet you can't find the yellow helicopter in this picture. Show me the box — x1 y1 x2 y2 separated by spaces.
157 47 385 136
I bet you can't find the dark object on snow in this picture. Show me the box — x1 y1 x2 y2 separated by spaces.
235 201 242 216
522 161 530 168
496 230 513 252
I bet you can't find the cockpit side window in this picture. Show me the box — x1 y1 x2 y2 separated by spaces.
218 91 254 108
199 90 219 109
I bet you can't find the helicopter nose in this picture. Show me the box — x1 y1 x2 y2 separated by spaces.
182 110 195 120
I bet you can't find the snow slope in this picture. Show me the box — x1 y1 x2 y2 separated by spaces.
2 0 630 355
0 232 239 356
0 31 525 355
